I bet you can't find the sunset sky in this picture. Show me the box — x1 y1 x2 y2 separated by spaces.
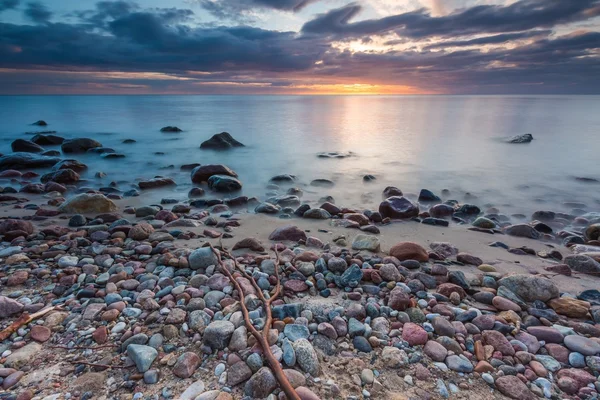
1 0 599 94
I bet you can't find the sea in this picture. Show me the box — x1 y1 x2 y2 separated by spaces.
1 95 599 217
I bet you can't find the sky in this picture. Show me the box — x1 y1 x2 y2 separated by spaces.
0 0 599 94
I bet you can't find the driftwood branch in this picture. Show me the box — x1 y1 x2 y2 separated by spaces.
210 245 300 400
0 305 60 342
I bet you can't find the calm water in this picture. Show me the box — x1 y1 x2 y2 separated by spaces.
1 95 599 216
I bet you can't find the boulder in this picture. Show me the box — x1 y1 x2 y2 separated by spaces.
507 134 533 144
389 242 428 262
200 132 244 149
191 164 238 183
160 126 182 133
11 139 44 153
189 247 218 270
268 225 306 242
498 275 558 302
0 295 24 318
61 138 102 153
504 224 540 239
207 175 242 192
564 254 600 275
58 193 118 214
351 234 380 252
31 133 65 145
383 186 403 198
53 159 87 172
0 153 61 170
32 120 47 126
379 196 419 219
0 219 34 236
204 321 235 350
41 169 80 184
138 177 176 189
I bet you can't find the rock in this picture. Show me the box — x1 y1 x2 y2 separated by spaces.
432 317 455 337
353 336 372 352
53 159 87 172
381 346 408 368
160 126 182 132
11 139 44 153
32 133 64 145
284 324 310 341
127 344 158 373
402 323 428 346
200 132 244 149
232 238 265 252
227 361 252 386
472 217 496 229
564 335 600 356
424 340 448 362
58 193 118 214
41 168 80 184
173 352 200 378
564 254 600 275
208 175 242 192
5 343 42 369
139 177 176 189
0 152 61 170
379 196 419 219
189 247 218 270
492 296 521 312
351 234 380 252
0 296 24 318
269 225 307 242
507 133 533 144
295 387 320 400
255 202 280 214
495 375 536 400
245 367 277 398
383 186 403 198
526 326 564 343
483 330 515 356
388 287 411 311
445 355 473 372
418 189 440 202
61 138 102 153
548 297 590 318
498 275 559 302
504 224 540 239
456 252 482 266
191 164 238 183
389 242 428 262
180 379 205 400
70 372 106 394
30 325 51 342
204 321 235 349
32 120 47 126
303 208 331 219
128 222 155 240
292 339 319 376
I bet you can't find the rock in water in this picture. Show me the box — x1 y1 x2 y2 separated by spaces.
138 177 176 189
31 133 64 145
498 275 559 302
200 132 244 149
379 196 419 219
58 193 118 214
0 153 61 170
507 134 533 143
207 175 242 192
191 164 238 183
11 139 44 153
61 138 102 153
160 126 182 132
41 169 80 184
32 120 47 126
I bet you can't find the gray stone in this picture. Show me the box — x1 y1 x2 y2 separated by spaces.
127 344 158 373
292 339 320 376
203 320 235 349
498 275 558 302
188 247 218 270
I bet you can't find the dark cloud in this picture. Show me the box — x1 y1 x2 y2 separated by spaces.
197 0 318 22
302 0 600 38
24 1 51 23
425 30 552 49
0 0 19 12
0 0 599 94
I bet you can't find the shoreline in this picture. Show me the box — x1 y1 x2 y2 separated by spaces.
0 175 599 399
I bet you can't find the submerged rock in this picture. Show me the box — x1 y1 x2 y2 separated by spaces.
31 133 65 145
138 177 176 189
61 138 102 153
160 126 182 133
11 139 44 153
191 164 238 183
200 132 244 149
207 175 242 192
379 196 419 219
507 134 533 144
0 153 61 170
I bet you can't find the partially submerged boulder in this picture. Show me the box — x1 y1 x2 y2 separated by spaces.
191 164 238 184
507 134 533 143
11 139 44 153
200 132 244 149
160 126 182 133
61 138 102 153
0 153 61 170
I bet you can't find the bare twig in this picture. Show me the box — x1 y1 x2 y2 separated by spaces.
0 305 60 342
50 344 117 350
69 360 132 370
210 245 299 400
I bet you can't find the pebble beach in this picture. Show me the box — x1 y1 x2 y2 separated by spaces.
1 122 600 400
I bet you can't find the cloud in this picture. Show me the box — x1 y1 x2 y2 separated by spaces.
0 0 19 13
197 0 318 22
24 1 51 23
424 30 552 49
302 0 600 38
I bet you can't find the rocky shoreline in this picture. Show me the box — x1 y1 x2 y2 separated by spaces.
0 128 600 400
